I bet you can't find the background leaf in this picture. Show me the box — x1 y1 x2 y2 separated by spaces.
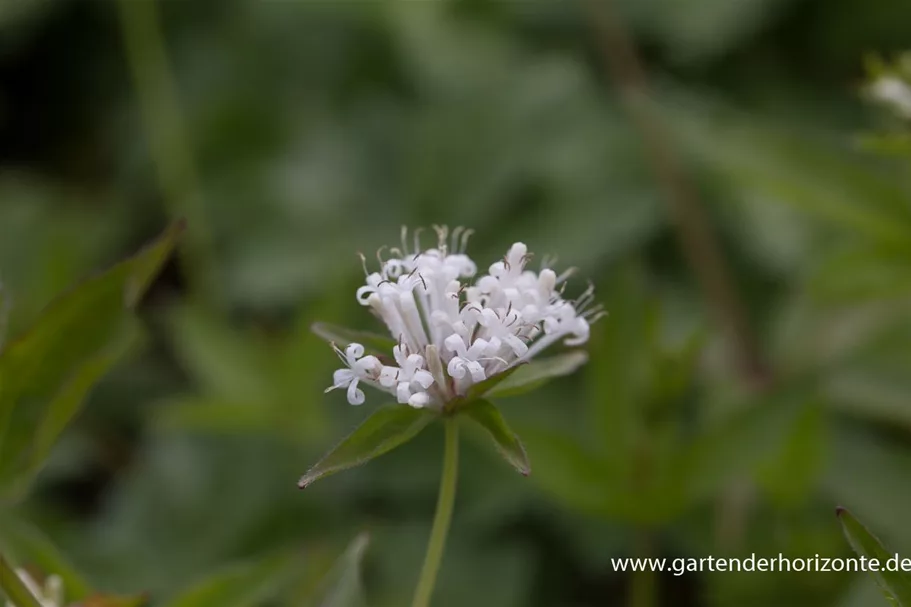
306 533 369 607
0 514 92 601
159 552 298 607
0 221 182 501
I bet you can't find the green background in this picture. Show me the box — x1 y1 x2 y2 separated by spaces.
1 0 910 605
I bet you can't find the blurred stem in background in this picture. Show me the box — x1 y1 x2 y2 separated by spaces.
116 0 216 303
586 0 774 563
411 418 460 607
586 0 772 392
629 531 657 607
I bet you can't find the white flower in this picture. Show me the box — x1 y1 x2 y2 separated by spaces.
324 343 383 405
379 343 435 408
869 75 911 119
5 569 63 607
325 226 603 409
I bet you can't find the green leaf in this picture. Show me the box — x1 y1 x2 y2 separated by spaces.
25 326 141 486
669 101 911 249
462 399 530 476
0 554 42 607
81 595 148 607
756 400 824 506
168 305 272 402
298 404 436 488
160 552 298 607
515 424 617 517
838 508 911 606
484 351 589 399
0 514 92 601
310 322 396 359
308 533 370 607
465 365 522 401
0 221 182 499
676 383 812 508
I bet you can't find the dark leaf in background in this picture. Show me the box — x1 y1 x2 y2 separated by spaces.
158 552 299 607
0 221 183 501
307 533 369 607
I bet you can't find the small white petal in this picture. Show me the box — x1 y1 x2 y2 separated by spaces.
396 382 412 404
408 392 431 408
346 343 365 359
466 361 487 382
379 366 399 388
347 380 366 405
413 369 434 389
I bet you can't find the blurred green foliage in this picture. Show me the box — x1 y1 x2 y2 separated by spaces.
0 0 910 605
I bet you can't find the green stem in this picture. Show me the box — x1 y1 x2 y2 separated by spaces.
411 418 459 607
0 555 42 607
629 531 657 607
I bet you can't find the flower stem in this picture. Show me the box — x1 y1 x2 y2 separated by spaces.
411 417 459 607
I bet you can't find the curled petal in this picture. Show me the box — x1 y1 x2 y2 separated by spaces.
413 369 434 389
563 319 590 346
404 354 425 375
346 379 366 405
447 357 467 379
444 333 466 356
346 343 365 360
504 334 529 357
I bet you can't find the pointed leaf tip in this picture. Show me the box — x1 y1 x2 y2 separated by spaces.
838 507 911 606
462 399 530 476
298 404 436 488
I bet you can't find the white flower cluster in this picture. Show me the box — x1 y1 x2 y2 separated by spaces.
5 569 63 607
869 74 911 119
325 227 602 408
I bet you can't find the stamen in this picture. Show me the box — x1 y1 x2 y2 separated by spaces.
331 343 348 365
400 225 409 255
460 229 474 254
413 227 424 256
432 224 448 255
556 267 577 283
450 226 463 253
